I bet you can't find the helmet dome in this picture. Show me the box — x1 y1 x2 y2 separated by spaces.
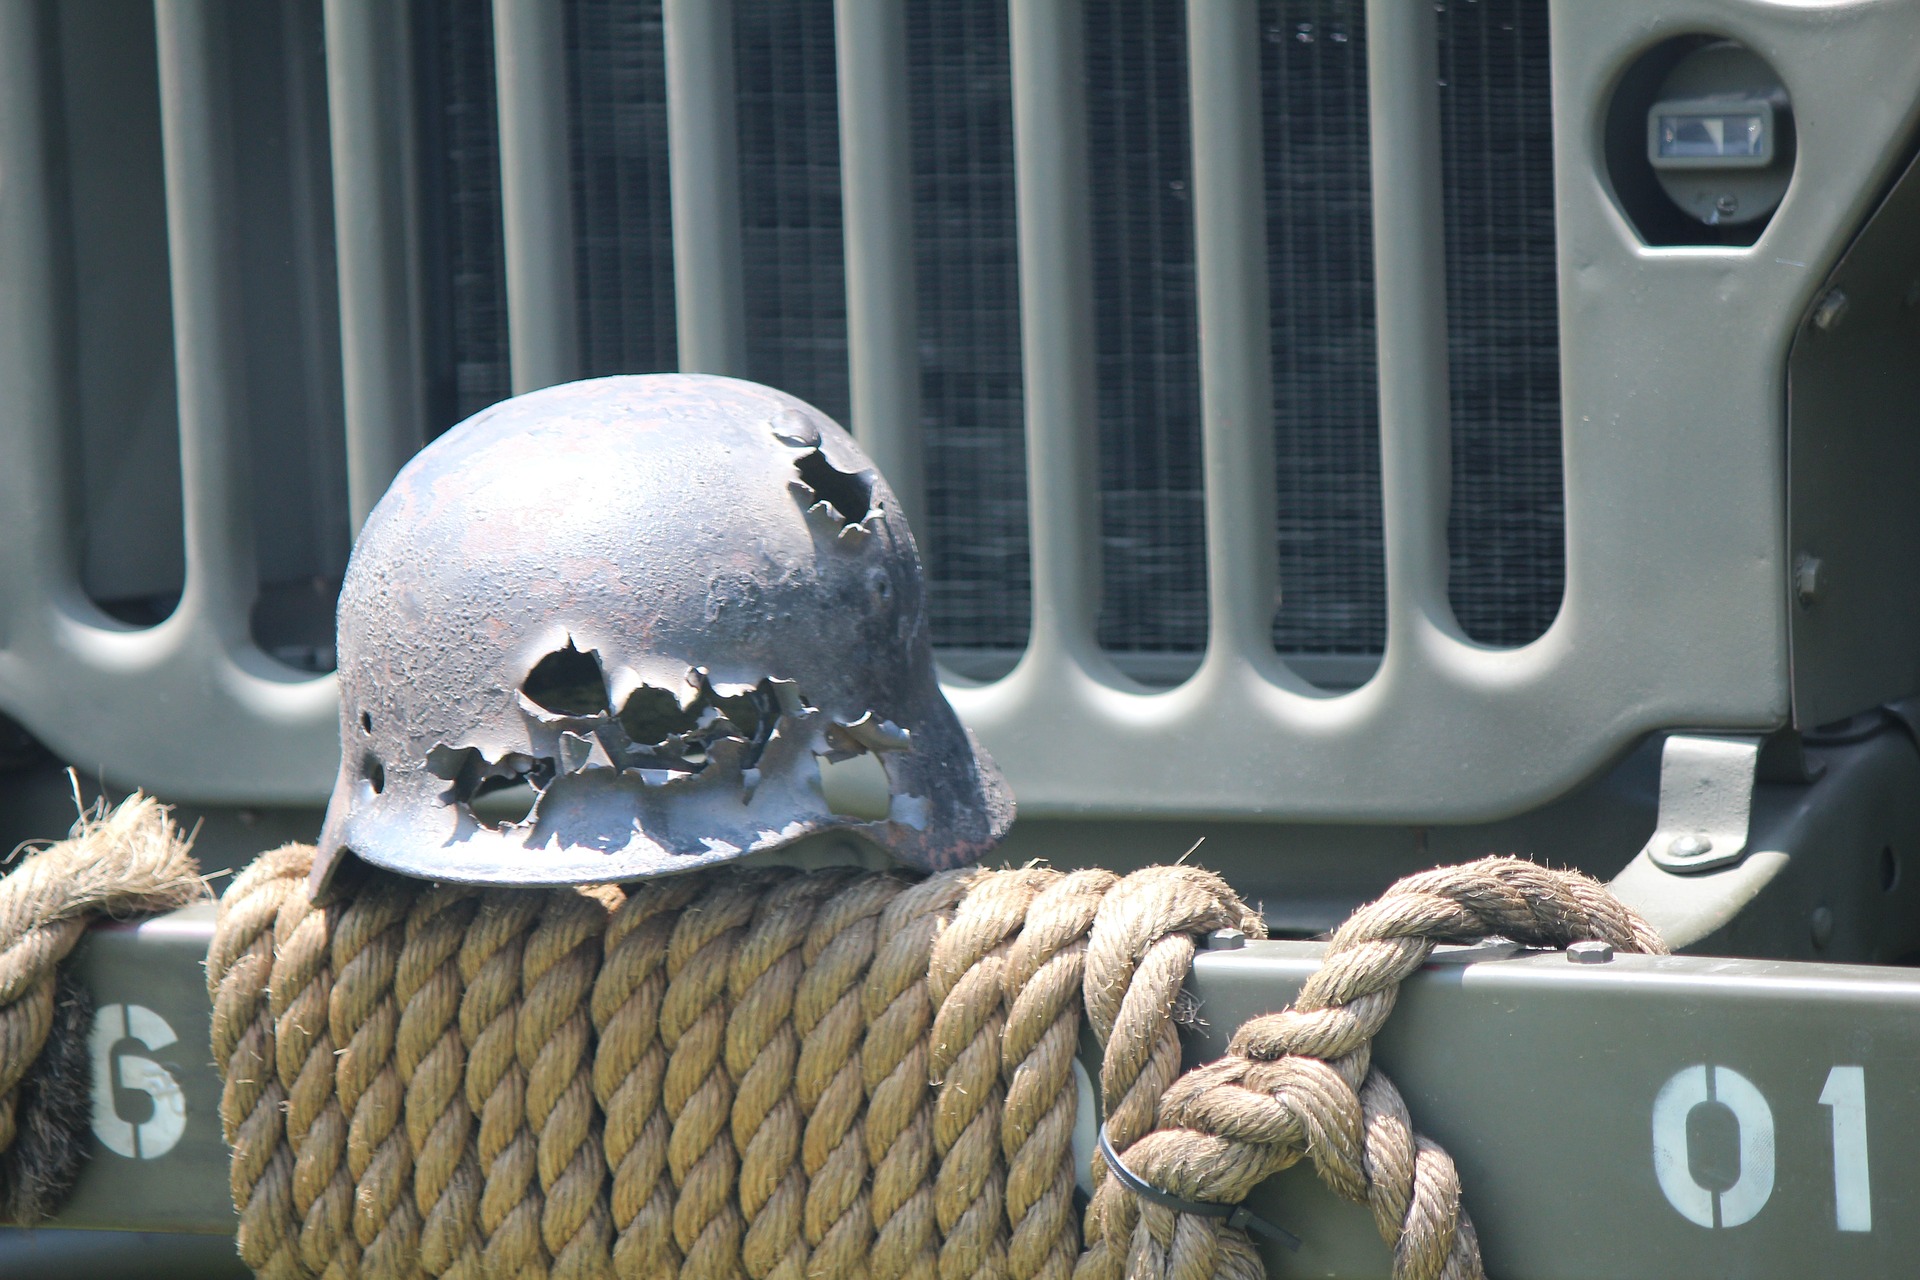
314 375 1012 890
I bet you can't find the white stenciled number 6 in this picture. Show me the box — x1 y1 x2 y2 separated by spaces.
1819 1065 1871 1232
1651 1064 1776 1228
89 1003 187 1160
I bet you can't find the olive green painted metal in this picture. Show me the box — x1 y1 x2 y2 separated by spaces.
0 1230 248 1280
43 905 232 1234
1786 140 1920 730
1614 718 1920 960
494 0 579 395
1187 0 1277 672
1187 941 1920 1279
6 1 1920 827
40 905 1920 1279
323 0 427 532
663 0 746 376
0 0 338 806
833 0 925 534
946 0 1920 823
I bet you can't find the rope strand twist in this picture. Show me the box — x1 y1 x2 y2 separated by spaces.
209 851 1663 1280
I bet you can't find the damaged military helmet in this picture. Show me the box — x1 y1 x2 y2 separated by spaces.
313 374 1013 891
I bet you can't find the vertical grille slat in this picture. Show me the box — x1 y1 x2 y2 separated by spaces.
835 0 924 529
1188 0 1279 662
663 0 746 374
1364 0 1452 651
326 0 427 530
1009 0 1102 657
155 0 257 632
494 0 580 393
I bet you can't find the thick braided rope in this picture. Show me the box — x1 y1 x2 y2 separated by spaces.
460 889 546 1278
331 875 424 1279
209 844 310 1280
1074 866 1264 1280
794 872 904 1278
662 874 762 1279
862 870 972 1280
1123 857 1668 1280
210 853 1663 1280
729 870 856 1280
521 889 614 1280
927 866 1058 1280
0 794 201 1169
999 869 1116 1280
594 875 704 1279
269 863 352 1279
397 886 484 1280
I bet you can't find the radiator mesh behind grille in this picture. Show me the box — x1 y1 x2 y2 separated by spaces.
568 0 677 379
1088 3 1207 656
736 2 850 424
908 0 1033 654
1439 1 1564 647
418 0 511 428
1261 0 1386 657
417 0 1563 661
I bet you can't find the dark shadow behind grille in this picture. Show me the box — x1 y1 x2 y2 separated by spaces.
417 0 510 431
908 0 1032 654
1439 0 1564 646
736 2 850 425
1088 3 1206 657
568 0 676 378
56 0 184 623
414 0 1563 662
1260 0 1386 658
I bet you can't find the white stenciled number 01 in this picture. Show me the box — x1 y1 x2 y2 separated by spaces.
89 1003 187 1160
1651 1063 1872 1232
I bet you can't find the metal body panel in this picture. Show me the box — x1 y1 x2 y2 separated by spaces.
46 909 1920 1280
1786 142 1920 728
946 0 1920 823
3 1 1920 824
46 905 232 1234
1188 943 1920 1279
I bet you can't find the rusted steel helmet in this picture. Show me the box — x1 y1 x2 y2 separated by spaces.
312 374 1012 891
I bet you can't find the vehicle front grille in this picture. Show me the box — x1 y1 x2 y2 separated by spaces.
421 0 1563 668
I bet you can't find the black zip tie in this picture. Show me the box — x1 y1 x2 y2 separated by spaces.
1096 1126 1302 1252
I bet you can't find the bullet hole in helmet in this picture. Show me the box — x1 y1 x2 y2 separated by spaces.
522 641 610 716
428 744 549 830
817 751 891 820
363 753 385 795
614 678 779 774
793 449 874 525
616 685 702 748
360 710 373 734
